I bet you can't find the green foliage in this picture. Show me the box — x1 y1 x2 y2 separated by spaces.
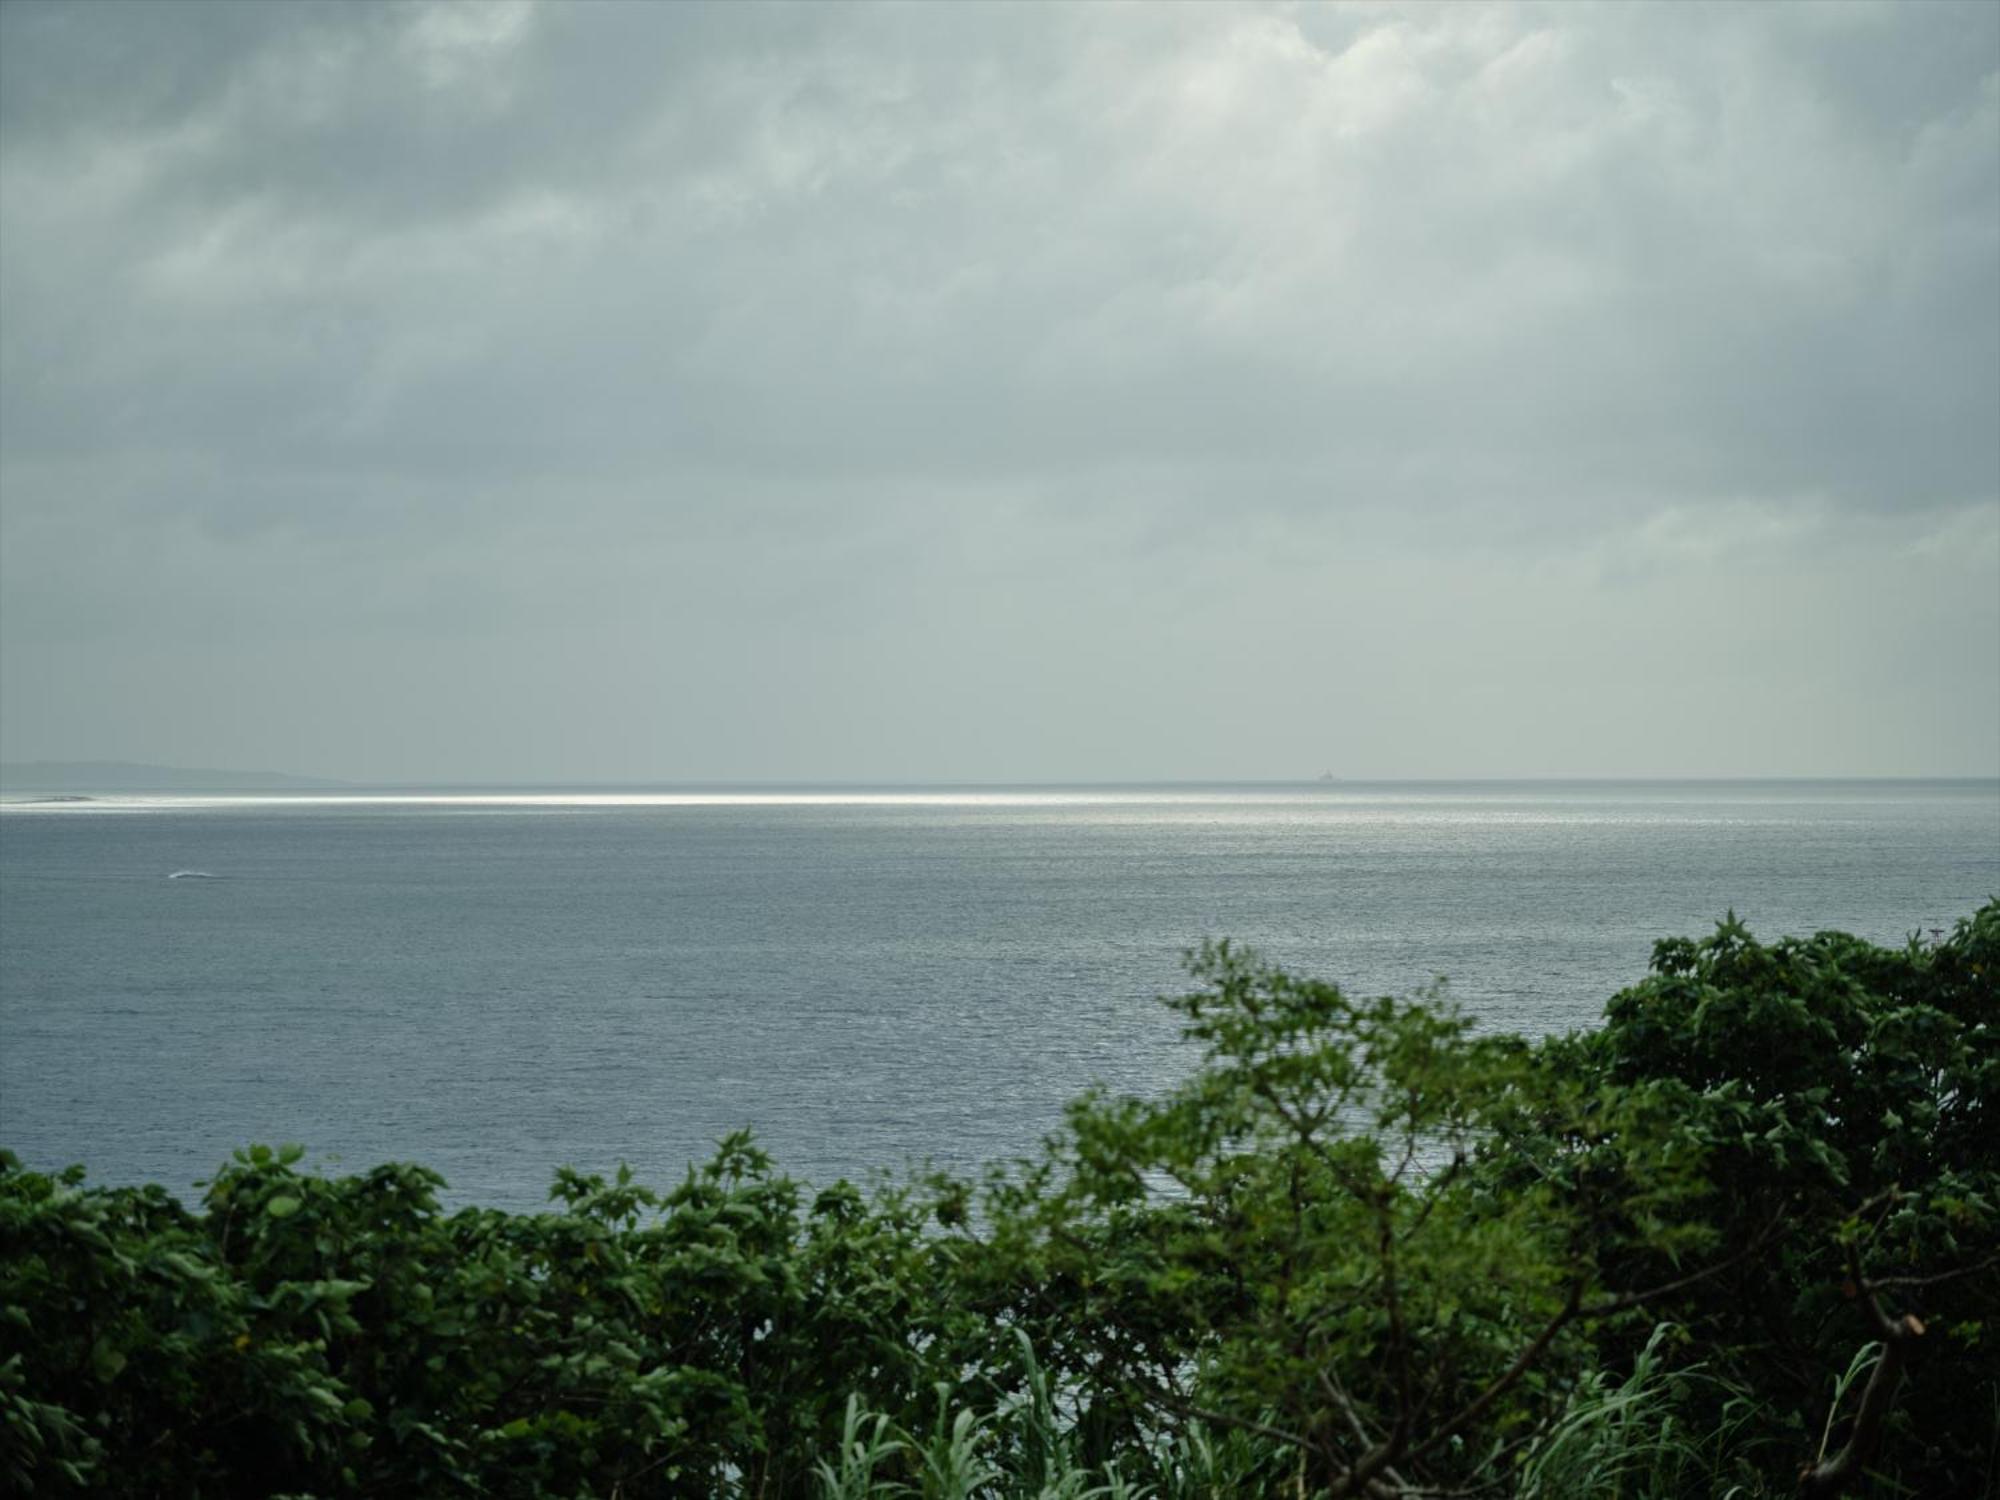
3 903 1994 1497
1554 902 2000 1488
1515 1323 1780 1499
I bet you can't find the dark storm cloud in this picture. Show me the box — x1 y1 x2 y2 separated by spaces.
1 1 1994 779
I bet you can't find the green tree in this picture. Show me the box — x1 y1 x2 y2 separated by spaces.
3 902 1993 1497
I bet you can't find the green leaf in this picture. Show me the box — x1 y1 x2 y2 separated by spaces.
267 1195 303 1218
91 1339 127 1383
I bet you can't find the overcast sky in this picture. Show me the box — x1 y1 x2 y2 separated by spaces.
1 1 1995 781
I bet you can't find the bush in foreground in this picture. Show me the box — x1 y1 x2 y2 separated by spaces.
4 903 1995 1497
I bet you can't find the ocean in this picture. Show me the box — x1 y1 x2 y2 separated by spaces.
1 781 1994 1210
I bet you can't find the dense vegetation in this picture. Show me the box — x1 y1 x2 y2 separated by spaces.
5 904 1996 1498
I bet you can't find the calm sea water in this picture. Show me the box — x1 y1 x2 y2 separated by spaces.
2 781 1994 1209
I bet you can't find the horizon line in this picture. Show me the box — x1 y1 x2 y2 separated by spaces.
5 763 2000 785
5 771 1998 794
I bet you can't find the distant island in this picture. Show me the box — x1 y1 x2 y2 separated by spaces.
0 760 346 793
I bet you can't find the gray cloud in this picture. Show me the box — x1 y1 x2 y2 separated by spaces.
1 0 1995 779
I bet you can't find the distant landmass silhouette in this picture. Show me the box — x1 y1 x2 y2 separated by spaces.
0 761 346 792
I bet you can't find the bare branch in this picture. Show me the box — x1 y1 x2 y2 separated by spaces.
1318 1369 1416 1496
1578 1211 1785 1318
1799 1247 1928 1498
1121 1371 1316 1456
1405 1279 1584 1470
1866 1249 2000 1291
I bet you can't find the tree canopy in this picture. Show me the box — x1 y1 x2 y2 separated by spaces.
6 902 1995 1497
